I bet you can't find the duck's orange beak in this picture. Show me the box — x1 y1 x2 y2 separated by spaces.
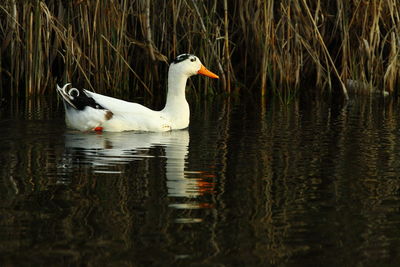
198 65 219 79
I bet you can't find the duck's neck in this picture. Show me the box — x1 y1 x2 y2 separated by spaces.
161 69 190 129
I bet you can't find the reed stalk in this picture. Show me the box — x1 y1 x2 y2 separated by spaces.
301 0 349 100
223 0 231 93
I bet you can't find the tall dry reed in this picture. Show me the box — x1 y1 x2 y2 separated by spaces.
0 0 399 99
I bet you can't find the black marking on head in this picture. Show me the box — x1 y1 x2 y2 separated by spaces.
172 53 194 64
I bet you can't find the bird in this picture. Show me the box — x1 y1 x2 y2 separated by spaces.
56 54 219 132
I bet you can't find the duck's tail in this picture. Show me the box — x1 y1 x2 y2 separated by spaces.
56 83 114 131
56 83 76 109
56 83 107 111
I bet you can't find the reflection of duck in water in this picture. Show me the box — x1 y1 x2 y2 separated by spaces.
57 54 218 132
62 130 214 198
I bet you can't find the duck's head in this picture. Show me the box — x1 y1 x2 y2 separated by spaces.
170 54 219 79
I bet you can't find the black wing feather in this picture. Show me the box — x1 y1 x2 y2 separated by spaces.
57 84 106 111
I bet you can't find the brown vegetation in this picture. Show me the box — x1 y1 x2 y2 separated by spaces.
0 1 399 99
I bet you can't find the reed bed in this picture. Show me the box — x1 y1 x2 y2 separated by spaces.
0 0 399 99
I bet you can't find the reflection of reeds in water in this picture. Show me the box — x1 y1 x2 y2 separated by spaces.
205 96 400 264
1 1 399 98
2 97 400 264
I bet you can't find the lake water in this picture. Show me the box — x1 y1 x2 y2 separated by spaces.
1 95 400 266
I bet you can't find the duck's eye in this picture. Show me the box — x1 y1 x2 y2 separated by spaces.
190 58 196 62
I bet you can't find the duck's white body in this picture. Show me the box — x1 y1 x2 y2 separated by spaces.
57 54 218 132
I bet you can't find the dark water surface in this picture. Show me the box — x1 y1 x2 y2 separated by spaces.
1 96 400 266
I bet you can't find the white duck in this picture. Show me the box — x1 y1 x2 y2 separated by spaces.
57 54 219 132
